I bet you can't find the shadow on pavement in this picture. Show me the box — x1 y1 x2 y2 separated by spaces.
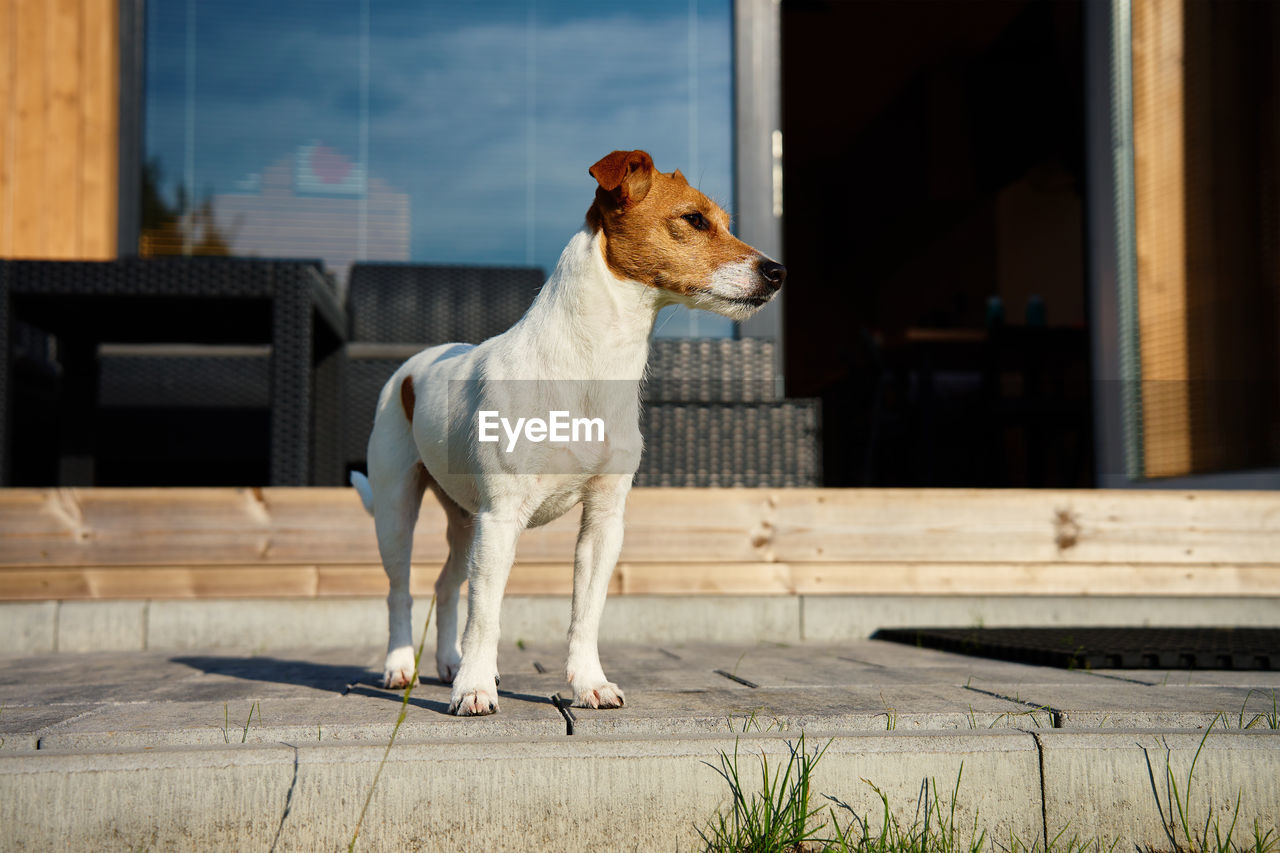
172 655 557 716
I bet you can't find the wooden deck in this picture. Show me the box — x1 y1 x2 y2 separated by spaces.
1 487 1277 600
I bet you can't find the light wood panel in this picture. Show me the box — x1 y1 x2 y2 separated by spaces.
4 488 1279 569
0 0 117 259
769 489 1280 565
1130 0 1280 477
1 560 1278 601
1 488 1278 600
0 1 13 244
1131 0 1191 477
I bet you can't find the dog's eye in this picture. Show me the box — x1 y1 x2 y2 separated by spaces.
681 212 711 231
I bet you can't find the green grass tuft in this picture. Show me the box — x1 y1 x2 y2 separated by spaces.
702 717 1278 853
699 732 832 852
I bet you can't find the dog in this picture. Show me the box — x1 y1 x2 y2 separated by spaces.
350 149 785 716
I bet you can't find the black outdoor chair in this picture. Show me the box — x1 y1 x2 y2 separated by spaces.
0 257 346 487
342 263 545 471
341 269 823 486
638 338 822 487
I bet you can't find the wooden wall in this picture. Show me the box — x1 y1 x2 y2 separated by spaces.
1131 0 1190 479
0 0 118 260
1131 0 1280 478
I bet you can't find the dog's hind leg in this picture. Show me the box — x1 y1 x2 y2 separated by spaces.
371 460 429 688
427 482 472 685
366 389 432 689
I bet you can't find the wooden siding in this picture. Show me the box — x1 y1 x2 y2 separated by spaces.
1131 0 1190 478
0 0 118 260
1130 0 1280 478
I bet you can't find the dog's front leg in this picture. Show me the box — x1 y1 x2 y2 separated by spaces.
449 508 522 716
566 478 628 708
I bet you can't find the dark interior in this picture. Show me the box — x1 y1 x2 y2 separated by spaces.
781 0 1093 487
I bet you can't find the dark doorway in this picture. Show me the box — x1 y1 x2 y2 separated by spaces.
781 0 1093 487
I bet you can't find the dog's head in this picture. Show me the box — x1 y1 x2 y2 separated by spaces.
586 149 785 320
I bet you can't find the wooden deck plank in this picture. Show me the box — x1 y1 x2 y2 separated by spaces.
4 488 1277 568
1 561 1277 601
1 488 1277 601
771 489 1280 565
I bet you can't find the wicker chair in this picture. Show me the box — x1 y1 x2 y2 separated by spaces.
1 257 346 486
342 264 545 471
340 264 821 486
638 338 822 487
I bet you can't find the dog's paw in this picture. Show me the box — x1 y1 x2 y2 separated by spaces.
572 681 625 709
382 647 418 689
435 646 462 685
449 685 500 716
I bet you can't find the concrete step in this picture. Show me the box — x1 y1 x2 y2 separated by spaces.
2 642 1279 850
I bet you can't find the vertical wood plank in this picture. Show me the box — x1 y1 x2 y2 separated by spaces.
12 0 47 255
45 0 82 258
1131 0 1191 478
0 0 15 255
80 0 117 258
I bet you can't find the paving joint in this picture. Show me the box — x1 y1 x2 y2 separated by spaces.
1030 730 1050 850
551 694 575 735
963 684 1064 727
713 669 759 688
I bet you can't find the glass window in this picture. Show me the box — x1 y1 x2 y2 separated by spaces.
142 0 735 337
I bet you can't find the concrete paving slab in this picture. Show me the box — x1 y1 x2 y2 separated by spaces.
713 644 1105 689
56 600 147 653
803 595 1280 641
1093 668 1280 688
127 594 805 653
559 684 1035 736
3 640 1280 849
7 596 1278 654
1 731 1042 852
1039 730 1280 850
33 691 567 750
146 598 391 650
960 681 1274 728
0 650 362 705
0 601 54 654
0 705 97 752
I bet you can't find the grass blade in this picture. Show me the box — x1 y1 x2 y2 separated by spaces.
347 594 435 852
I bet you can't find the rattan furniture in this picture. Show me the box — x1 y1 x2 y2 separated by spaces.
342 263 545 470
639 338 821 486
0 258 346 486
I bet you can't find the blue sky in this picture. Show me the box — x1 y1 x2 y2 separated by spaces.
146 0 735 335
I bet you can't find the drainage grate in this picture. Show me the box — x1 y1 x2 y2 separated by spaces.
871 627 1280 671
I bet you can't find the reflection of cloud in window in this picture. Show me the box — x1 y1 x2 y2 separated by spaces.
145 1 733 334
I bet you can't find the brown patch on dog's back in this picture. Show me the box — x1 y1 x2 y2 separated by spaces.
400 376 416 424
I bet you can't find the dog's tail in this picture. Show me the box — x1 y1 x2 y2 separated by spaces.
350 471 374 515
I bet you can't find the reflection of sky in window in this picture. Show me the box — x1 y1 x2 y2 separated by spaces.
145 0 734 336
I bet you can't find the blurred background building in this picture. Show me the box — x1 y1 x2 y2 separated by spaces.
1 0 1276 489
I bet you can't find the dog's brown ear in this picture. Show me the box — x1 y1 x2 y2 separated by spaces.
590 150 654 207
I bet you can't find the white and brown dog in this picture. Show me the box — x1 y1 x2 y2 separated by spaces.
351 150 784 715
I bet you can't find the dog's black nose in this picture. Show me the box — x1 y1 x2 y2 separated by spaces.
758 260 787 291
